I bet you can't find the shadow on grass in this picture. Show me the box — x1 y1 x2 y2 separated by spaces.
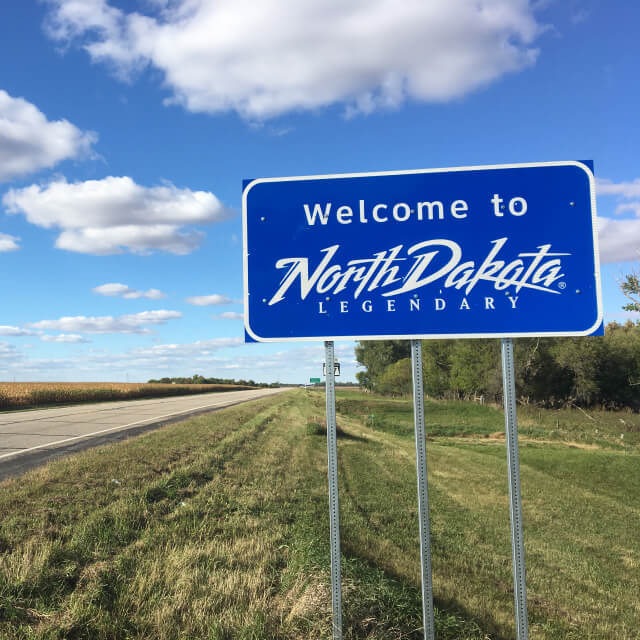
340 540 510 640
305 420 369 443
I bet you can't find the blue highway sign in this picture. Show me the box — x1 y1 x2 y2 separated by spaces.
243 162 602 342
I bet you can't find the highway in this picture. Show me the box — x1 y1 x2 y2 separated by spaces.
0 387 289 479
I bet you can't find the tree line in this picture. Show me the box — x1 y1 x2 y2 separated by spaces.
355 321 640 409
147 374 281 388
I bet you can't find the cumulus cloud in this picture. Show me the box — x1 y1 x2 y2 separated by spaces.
55 225 203 255
0 89 96 181
186 294 238 306
597 178 640 199
44 0 544 119
2 176 230 254
614 203 640 217
93 282 166 299
216 311 243 320
27 309 182 334
41 333 90 343
0 233 20 252
597 217 640 264
0 325 36 336
597 177 640 218
596 178 640 262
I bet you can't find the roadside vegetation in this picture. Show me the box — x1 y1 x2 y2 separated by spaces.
356 321 640 409
0 382 257 412
1 389 638 638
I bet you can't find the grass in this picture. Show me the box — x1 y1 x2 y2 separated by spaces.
0 389 638 638
0 382 255 411
337 389 640 448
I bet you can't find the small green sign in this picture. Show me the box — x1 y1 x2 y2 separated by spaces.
310 377 321 383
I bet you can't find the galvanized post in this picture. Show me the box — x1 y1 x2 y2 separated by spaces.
411 339 435 640
500 338 529 640
324 340 343 639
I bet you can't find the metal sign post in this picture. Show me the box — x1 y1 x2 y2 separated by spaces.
411 339 435 640
324 340 343 639
501 338 529 639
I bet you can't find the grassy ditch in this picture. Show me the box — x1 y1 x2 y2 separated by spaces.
336 389 640 448
0 390 638 638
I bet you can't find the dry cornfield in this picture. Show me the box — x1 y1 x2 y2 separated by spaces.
0 382 251 411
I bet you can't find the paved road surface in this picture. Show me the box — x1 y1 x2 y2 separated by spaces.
0 387 289 480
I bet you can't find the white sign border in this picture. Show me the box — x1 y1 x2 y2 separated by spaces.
242 161 603 343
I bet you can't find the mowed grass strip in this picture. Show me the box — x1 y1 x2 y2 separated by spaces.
336 389 640 449
333 390 640 639
1 389 639 638
0 382 254 411
0 390 485 639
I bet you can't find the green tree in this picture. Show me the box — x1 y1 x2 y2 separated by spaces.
599 321 640 407
377 358 412 396
421 340 453 398
513 338 571 406
448 339 501 400
355 369 373 390
621 267 640 312
354 324 640 408
354 340 411 391
550 336 605 406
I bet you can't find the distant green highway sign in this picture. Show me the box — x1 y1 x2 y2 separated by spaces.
310 377 321 383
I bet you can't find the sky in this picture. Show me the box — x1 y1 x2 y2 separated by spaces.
0 0 639 384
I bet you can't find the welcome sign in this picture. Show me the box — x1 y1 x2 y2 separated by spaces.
243 162 602 342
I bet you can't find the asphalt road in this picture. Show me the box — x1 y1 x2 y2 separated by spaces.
0 387 289 480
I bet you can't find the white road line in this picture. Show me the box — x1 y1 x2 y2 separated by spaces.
0 395 259 461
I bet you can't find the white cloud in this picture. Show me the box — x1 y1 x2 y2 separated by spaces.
214 342 358 375
0 233 20 252
0 325 36 336
597 216 640 264
216 311 243 320
41 334 90 343
613 203 640 217
3 176 231 255
44 0 543 119
597 178 640 220
0 90 96 182
93 282 167 299
0 341 21 362
27 310 182 334
597 178 640 199
186 294 238 306
0 337 359 382
55 225 203 255
130 337 243 359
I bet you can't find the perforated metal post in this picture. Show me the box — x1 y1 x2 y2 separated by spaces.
324 340 343 639
411 339 435 640
500 338 529 640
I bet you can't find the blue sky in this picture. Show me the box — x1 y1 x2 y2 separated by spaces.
0 0 638 383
